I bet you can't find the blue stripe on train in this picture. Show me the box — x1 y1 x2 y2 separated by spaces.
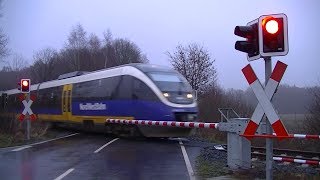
72 100 197 121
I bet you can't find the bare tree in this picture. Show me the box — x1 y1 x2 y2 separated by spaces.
67 24 87 49
111 38 148 66
102 29 113 68
0 29 8 61
103 29 113 46
305 85 320 134
167 43 217 92
30 48 58 83
65 23 88 70
88 33 102 69
88 33 101 51
5 53 28 71
0 0 9 61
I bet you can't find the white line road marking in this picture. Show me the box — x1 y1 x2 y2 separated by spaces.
54 168 74 180
94 138 119 153
31 133 79 146
11 145 32 152
179 139 195 180
10 133 79 152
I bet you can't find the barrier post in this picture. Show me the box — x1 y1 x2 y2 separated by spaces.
219 118 251 169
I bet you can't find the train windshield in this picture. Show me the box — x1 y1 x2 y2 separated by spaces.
148 72 192 92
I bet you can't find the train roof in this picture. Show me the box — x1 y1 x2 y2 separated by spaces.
127 63 177 73
3 63 177 95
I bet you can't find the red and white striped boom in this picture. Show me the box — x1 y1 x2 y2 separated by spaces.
273 157 320 166
106 119 219 129
242 133 320 140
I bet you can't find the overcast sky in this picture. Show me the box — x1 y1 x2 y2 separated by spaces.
1 0 319 90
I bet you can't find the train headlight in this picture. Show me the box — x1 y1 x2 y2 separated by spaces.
163 93 170 97
187 93 193 99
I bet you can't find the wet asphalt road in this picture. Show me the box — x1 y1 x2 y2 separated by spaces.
0 133 207 180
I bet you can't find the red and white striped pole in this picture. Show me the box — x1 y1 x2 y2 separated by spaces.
273 156 320 166
241 133 320 140
106 119 219 129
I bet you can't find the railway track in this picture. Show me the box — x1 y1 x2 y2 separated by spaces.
251 146 320 159
216 144 320 166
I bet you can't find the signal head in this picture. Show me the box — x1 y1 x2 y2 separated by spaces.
234 19 260 61
258 13 289 57
20 79 31 93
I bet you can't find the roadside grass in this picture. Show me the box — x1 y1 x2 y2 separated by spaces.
194 129 227 144
195 156 229 179
196 148 320 180
0 127 64 148
272 171 320 180
0 133 14 147
0 116 53 148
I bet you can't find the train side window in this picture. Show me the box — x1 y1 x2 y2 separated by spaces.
72 76 141 101
73 80 98 101
73 78 122 101
132 78 158 101
100 76 121 100
72 83 81 101
48 87 62 108
115 75 132 100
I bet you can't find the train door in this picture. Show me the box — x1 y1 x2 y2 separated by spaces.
62 84 73 120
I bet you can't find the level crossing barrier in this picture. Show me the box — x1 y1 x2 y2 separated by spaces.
106 119 219 129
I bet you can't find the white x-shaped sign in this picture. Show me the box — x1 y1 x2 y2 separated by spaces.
242 61 289 138
22 99 34 115
19 98 37 121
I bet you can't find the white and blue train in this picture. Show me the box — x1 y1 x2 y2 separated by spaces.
0 64 198 137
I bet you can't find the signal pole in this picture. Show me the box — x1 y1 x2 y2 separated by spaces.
264 56 273 180
26 93 31 140
18 79 32 141
235 13 289 180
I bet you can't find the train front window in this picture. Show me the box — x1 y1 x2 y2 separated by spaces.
148 72 194 104
148 73 191 92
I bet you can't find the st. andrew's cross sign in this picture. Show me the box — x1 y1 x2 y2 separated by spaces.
242 61 289 138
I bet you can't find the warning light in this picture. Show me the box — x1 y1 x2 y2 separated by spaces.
20 79 30 93
265 20 279 34
258 13 289 57
22 80 29 87
234 13 289 60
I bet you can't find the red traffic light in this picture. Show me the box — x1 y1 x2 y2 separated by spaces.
262 17 280 35
258 14 288 57
20 79 30 93
22 80 29 87
265 20 279 34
